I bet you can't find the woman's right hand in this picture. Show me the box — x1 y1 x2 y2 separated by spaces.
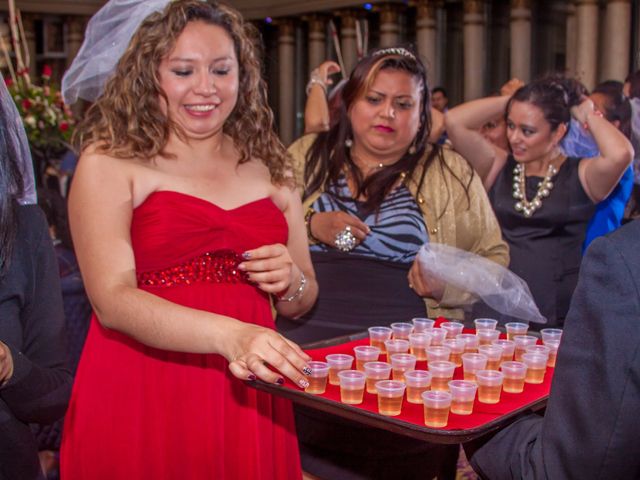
0 341 14 387
309 211 370 248
314 61 341 86
500 78 524 97
224 322 312 389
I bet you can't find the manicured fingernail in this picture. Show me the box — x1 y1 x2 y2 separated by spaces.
276 377 285 385
302 366 312 376
248 374 256 381
242 252 251 260
298 379 310 389
237 263 247 271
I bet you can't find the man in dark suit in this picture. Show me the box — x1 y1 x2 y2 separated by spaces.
468 219 640 479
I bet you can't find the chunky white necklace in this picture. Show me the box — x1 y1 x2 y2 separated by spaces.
512 163 558 217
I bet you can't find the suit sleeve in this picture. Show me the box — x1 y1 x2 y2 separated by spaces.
470 231 640 480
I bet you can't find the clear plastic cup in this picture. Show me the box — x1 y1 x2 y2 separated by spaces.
404 370 432 404
474 318 498 332
368 326 393 353
544 339 560 367
426 345 451 367
513 335 538 362
477 329 501 346
442 338 465 367
540 328 563 344
412 317 436 333
522 353 548 384
390 322 414 340
338 370 366 405
409 332 432 361
390 353 417 382
384 339 410 362
428 360 456 391
376 380 406 416
461 352 488 382
476 370 504 404
441 321 464 339
429 328 447 346
448 380 478 415
478 344 503 370
363 361 392 394
525 344 550 363
492 339 516 362
501 361 528 393
325 354 354 386
354 345 381 371
457 333 480 353
505 322 529 341
304 361 330 394
422 390 452 427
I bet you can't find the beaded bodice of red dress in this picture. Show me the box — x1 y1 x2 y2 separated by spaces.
61 191 302 480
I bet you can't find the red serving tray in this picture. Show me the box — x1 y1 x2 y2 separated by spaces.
252 319 552 443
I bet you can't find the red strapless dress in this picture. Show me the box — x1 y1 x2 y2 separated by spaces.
61 191 302 479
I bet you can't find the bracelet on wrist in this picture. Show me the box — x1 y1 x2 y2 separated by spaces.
277 271 307 303
305 70 327 96
304 207 320 243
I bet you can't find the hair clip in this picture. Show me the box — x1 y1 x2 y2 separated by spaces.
372 47 416 61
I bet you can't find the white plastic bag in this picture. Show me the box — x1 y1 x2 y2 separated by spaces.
417 243 546 324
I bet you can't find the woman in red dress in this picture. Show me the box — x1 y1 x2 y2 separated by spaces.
60 1 317 478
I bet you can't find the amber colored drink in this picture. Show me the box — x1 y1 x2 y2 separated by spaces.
371 339 386 353
547 351 557 368
366 377 381 394
392 369 407 382
378 395 403 416
514 348 526 362
305 375 328 395
503 376 525 393
340 386 365 405
502 351 513 363
431 376 452 391
356 359 366 371
450 399 474 415
478 384 501 404
328 368 341 385
449 351 463 367
463 371 476 382
486 359 501 371
525 367 545 384
424 405 450 427
406 385 429 404
410 346 427 361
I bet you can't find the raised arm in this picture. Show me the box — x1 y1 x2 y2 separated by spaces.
574 99 634 202
445 95 510 189
69 151 311 386
303 61 341 135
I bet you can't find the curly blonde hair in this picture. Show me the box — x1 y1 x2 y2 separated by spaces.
75 0 291 184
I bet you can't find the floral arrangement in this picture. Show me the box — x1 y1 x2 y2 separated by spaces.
1 0 74 154
4 66 75 152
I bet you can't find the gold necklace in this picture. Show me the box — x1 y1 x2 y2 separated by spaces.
512 163 558 217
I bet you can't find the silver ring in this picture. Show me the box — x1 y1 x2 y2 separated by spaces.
334 226 357 252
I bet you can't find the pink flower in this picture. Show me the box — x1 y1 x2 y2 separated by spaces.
4 77 13 87
42 65 52 78
59 122 69 132
22 98 32 110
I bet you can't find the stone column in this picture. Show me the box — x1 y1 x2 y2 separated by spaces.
510 0 531 82
601 0 631 81
20 13 37 77
565 2 577 77
416 0 438 86
307 15 326 72
278 19 295 146
574 0 598 90
463 0 486 101
338 10 358 76
66 16 86 69
379 4 400 48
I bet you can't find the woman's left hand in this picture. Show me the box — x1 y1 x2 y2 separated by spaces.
407 258 445 302
0 341 14 387
570 97 596 124
239 244 300 297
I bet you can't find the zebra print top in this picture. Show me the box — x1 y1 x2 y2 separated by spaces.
309 174 428 264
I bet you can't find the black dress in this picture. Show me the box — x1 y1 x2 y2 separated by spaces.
489 156 596 327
